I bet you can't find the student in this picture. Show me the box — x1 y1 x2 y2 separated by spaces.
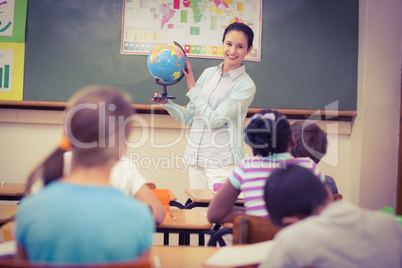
28 152 166 224
15 86 155 264
260 164 402 268
207 109 325 223
290 120 339 194
152 22 256 190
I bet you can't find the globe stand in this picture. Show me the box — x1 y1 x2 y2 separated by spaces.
153 79 177 100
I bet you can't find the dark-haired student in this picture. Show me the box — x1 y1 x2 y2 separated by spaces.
290 120 339 194
152 22 256 190
15 86 154 264
207 110 325 223
260 164 402 268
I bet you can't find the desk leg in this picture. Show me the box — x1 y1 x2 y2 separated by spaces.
184 202 209 209
207 228 232 247
198 234 205 246
184 198 192 206
163 233 169 245
170 201 185 209
178 233 190 245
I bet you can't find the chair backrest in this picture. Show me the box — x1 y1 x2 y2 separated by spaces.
0 257 152 268
333 194 343 201
232 214 281 245
150 189 170 212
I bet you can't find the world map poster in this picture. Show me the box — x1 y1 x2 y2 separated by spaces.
121 0 262 61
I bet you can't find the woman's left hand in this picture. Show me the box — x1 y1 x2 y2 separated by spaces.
182 58 196 91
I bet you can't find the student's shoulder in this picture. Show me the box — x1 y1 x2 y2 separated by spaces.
288 157 321 170
236 156 266 168
18 183 61 210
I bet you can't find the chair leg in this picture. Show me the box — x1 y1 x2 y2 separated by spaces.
207 228 233 247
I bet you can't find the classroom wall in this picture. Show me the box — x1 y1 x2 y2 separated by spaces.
0 112 350 204
347 0 402 209
0 0 401 209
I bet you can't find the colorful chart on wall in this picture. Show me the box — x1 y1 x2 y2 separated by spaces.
121 0 262 61
0 0 27 101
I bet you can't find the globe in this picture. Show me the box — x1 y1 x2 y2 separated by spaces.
147 43 186 84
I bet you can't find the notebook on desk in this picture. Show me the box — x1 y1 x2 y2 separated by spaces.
203 240 274 267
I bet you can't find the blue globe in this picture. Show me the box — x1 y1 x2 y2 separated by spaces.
147 43 186 83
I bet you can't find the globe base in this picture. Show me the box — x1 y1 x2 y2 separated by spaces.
153 95 176 100
154 84 176 99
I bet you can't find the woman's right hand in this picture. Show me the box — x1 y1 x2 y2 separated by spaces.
151 93 168 104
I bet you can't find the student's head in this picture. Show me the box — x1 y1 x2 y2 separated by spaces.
26 85 134 191
244 109 292 157
290 121 328 163
264 164 329 227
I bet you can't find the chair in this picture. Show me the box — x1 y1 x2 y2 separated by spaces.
208 214 281 246
232 214 281 245
333 194 343 201
150 189 170 212
146 183 184 209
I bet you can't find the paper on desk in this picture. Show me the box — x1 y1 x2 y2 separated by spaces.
0 240 16 258
204 240 274 267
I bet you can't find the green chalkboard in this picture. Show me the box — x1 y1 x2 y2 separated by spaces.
23 0 358 111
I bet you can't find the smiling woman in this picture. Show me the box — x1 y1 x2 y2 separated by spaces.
152 22 256 190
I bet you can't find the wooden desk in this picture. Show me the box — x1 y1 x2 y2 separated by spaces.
0 245 227 268
185 189 244 209
0 183 25 201
156 209 214 246
0 205 18 225
150 245 226 268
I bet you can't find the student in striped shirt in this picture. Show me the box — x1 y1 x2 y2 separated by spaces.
207 109 325 223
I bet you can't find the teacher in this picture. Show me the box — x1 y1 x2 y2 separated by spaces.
152 22 256 190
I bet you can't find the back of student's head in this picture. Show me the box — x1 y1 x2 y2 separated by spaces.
264 164 329 227
291 121 327 163
244 109 291 157
26 85 134 192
